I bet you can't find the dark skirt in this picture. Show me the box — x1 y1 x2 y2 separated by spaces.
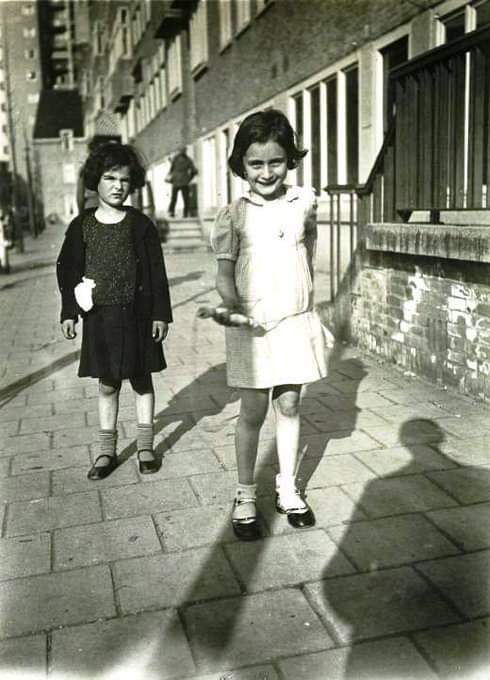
78 303 166 380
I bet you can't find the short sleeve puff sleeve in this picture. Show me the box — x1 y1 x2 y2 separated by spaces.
210 205 239 261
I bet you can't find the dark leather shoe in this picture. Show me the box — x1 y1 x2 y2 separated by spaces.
276 495 316 528
232 498 262 541
87 455 117 480
137 451 159 475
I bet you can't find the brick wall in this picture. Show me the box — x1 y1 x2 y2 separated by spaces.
353 250 490 400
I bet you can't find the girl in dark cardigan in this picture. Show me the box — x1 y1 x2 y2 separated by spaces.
57 142 172 480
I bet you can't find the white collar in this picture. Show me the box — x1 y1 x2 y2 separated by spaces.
241 185 301 206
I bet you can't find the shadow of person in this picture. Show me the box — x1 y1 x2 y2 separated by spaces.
116 362 238 466
294 336 368 509
314 418 490 679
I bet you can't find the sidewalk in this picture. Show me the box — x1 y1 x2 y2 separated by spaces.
0 223 489 679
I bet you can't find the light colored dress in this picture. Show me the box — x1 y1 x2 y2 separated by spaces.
211 185 328 389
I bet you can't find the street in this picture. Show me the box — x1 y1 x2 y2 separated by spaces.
0 221 489 680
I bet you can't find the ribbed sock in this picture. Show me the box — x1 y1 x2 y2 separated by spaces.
95 429 117 466
136 423 154 451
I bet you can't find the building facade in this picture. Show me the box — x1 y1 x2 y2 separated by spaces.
75 0 490 398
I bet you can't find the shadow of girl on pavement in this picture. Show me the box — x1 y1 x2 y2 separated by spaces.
315 417 490 679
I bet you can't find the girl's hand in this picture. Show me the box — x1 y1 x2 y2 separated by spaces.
61 319 77 340
152 321 168 342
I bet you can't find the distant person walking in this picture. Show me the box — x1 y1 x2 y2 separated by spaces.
57 142 173 480
167 146 197 218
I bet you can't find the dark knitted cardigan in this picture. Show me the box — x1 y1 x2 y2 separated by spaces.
56 207 173 324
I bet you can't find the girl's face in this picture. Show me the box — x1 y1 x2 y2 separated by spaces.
97 165 131 208
243 140 288 200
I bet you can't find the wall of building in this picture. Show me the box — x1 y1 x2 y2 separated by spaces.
34 138 85 221
353 248 490 400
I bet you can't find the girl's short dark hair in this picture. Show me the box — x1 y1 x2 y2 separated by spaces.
228 109 307 178
82 142 146 191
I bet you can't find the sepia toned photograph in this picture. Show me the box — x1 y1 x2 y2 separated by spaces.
0 0 489 678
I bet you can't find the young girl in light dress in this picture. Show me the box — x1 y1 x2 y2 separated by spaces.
210 109 328 540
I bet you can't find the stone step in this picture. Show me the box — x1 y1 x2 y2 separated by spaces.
163 239 211 253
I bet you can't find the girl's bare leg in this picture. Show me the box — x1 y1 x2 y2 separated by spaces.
272 384 302 476
235 387 269 484
98 378 121 431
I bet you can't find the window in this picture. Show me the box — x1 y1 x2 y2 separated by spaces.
441 9 466 42
190 0 208 74
235 0 251 33
326 76 338 185
381 36 408 131
24 49 36 59
474 0 490 26
344 66 359 184
27 93 39 104
23 27 36 38
168 35 182 98
93 21 104 56
22 4 35 15
256 0 273 13
60 129 74 152
26 71 37 81
219 0 232 49
293 93 304 185
310 85 321 193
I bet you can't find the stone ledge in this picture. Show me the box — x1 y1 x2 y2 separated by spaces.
366 223 490 263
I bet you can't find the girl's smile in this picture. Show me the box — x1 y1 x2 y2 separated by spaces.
97 166 131 208
243 141 288 200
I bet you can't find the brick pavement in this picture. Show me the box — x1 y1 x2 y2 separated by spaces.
0 222 489 679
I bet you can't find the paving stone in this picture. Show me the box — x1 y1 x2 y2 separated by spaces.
328 515 460 570
426 465 490 504
181 666 279 680
0 533 51 580
359 423 444 448
426 503 490 551
300 431 380 459
305 566 460 644
279 636 438 679
11 445 90 474
53 396 95 415
183 590 332 672
27 386 85 405
0 472 49 503
7 491 101 537
0 402 51 423
261 486 366 536
355 444 457 477
0 634 47 679
299 454 376 489
304 410 387 434
211 443 276 470
226 530 354 592
20 411 86 434
51 459 138 494
54 516 161 570
0 432 50 456
416 550 490 618
0 564 115 638
0 458 10 477
114 545 240 613
101 478 198 519
414 618 490 680
138 448 222 482
52 426 97 449
189 467 277 505
154 504 238 550
343 475 457 518
441 416 490 439
50 609 195 680
436 436 490 466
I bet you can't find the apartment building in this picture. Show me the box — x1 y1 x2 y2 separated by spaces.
76 0 490 396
